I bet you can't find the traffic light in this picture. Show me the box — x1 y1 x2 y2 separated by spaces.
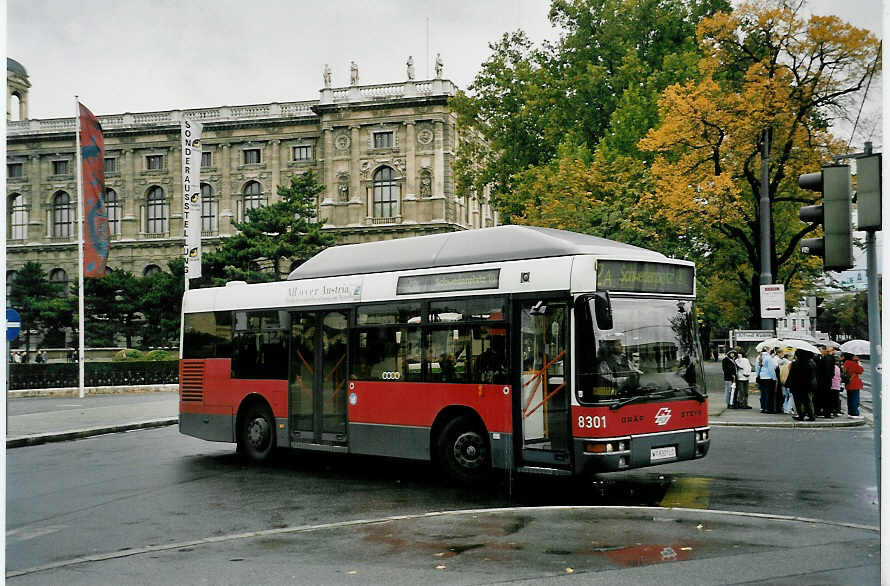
798 164 853 271
856 154 881 231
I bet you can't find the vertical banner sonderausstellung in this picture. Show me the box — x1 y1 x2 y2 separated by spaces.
181 119 203 278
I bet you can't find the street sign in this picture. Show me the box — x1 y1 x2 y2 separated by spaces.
7 308 21 342
760 284 786 319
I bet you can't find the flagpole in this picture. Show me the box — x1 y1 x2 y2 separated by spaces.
75 97 86 399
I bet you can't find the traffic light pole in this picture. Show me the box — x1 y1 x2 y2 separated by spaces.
760 128 774 331
866 229 881 507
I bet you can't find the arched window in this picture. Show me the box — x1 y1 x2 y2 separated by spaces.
9 193 27 240
143 264 161 277
373 166 399 218
52 191 72 239
146 186 168 234
9 93 21 122
49 268 69 297
105 188 121 236
7 270 17 298
242 181 263 221
201 183 217 233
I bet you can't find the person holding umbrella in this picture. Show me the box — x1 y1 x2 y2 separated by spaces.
842 352 864 418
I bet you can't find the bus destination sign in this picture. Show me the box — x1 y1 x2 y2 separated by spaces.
596 260 694 295
397 269 500 295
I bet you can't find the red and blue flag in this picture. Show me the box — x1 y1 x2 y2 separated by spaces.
79 102 109 277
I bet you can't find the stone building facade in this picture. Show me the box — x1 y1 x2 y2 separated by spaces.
6 57 497 291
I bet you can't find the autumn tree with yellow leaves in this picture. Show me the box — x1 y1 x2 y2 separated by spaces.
640 0 880 326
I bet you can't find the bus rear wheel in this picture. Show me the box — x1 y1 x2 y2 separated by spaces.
437 415 490 485
238 403 276 462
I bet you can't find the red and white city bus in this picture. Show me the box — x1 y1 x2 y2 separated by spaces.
179 226 710 483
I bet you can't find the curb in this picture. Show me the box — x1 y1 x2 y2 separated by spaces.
710 417 867 428
8 385 178 398
6 418 179 449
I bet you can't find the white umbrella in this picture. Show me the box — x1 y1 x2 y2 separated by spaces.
822 340 841 349
839 339 870 355
755 338 784 352
783 338 821 354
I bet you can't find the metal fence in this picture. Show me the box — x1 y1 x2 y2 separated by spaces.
8 361 179 390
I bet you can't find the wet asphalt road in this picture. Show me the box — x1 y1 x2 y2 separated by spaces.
6 418 878 583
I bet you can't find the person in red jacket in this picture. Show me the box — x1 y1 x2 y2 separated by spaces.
842 353 864 417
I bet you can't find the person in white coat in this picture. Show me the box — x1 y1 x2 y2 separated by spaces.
733 347 753 409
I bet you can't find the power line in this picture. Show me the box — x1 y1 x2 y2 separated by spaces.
846 40 881 152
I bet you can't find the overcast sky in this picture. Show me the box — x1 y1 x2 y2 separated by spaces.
7 0 882 150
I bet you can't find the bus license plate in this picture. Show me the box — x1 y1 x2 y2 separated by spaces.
650 446 676 461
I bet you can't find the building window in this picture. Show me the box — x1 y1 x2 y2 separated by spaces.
52 160 70 175
243 149 261 165
373 131 393 149
242 181 263 221
8 162 23 178
201 151 212 168
105 188 121 236
52 191 73 238
143 265 161 277
373 166 399 217
49 268 69 297
7 271 17 298
293 145 312 161
146 155 164 170
201 183 217 233
9 194 27 240
146 186 168 234
104 158 117 173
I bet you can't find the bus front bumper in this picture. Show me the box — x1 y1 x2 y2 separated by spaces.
573 427 710 475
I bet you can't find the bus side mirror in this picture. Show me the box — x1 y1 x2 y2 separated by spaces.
593 292 613 330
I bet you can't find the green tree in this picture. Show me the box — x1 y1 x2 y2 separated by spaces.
139 259 185 348
819 292 869 340
84 268 141 348
201 171 336 285
8 262 74 353
452 0 730 221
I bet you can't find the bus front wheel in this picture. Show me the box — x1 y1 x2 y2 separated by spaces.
437 415 490 485
238 403 276 462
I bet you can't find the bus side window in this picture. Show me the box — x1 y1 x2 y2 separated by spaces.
473 326 507 384
182 311 233 359
231 311 288 380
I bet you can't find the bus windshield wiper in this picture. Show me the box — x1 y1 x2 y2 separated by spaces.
685 387 706 402
610 387 673 410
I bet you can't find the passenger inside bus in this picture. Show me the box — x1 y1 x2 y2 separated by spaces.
475 334 507 384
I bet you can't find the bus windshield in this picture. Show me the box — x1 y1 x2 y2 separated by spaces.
577 297 705 405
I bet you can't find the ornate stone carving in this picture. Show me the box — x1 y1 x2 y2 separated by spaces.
335 133 351 151
406 56 415 80
417 128 434 146
419 168 432 197
323 64 332 88
393 158 406 175
337 173 350 202
360 160 371 179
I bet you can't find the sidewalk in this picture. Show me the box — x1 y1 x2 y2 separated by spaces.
703 361 868 429
6 385 179 448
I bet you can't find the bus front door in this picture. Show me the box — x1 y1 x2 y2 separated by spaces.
516 300 571 470
289 310 349 446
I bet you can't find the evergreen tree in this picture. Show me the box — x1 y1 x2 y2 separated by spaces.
84 268 141 348
139 259 185 348
8 261 74 353
201 171 336 285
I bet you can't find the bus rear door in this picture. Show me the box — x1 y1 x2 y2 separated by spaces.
289 310 350 447
515 299 572 473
